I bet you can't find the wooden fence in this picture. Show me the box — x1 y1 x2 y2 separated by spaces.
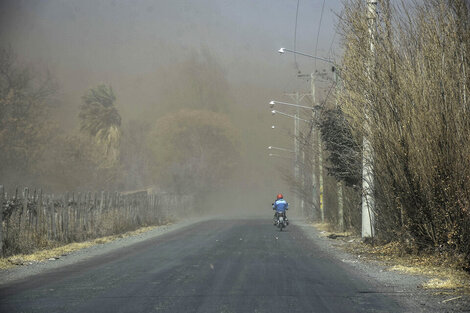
0 185 193 257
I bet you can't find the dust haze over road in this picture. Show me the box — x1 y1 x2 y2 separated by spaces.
0 0 342 215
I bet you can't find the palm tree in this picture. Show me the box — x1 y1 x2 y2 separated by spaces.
79 84 121 163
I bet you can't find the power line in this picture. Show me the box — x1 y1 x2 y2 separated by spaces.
328 10 344 60
314 0 326 70
321 81 336 107
281 0 303 93
294 0 301 73
327 29 338 60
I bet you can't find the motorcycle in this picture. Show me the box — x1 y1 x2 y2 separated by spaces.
274 211 288 231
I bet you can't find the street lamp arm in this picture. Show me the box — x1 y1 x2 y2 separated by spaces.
272 110 310 123
268 146 294 153
278 47 336 66
270 100 318 111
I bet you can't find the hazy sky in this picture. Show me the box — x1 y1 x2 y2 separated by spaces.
0 0 342 99
0 0 344 208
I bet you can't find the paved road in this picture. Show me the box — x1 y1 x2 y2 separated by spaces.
0 219 407 312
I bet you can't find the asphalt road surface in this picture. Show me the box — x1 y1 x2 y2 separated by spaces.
0 219 409 313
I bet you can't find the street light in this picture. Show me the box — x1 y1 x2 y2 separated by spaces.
278 47 339 85
271 102 311 217
278 47 336 68
269 100 321 112
278 47 335 223
271 109 310 122
270 100 319 111
277 47 350 232
270 106 302 214
268 146 294 153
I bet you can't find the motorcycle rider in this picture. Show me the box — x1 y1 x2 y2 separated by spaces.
272 193 289 225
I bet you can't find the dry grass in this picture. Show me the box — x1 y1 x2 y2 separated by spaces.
354 242 470 293
421 278 467 290
0 224 169 270
312 223 470 294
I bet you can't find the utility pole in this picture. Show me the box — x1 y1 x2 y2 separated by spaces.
318 129 324 222
310 73 324 222
294 99 299 216
333 67 345 232
362 0 377 238
301 150 306 216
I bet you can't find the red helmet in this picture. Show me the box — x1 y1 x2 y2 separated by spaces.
277 193 283 200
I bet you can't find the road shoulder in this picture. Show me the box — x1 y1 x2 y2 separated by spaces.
0 217 208 286
294 220 470 313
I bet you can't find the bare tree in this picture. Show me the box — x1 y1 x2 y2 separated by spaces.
339 0 470 266
0 46 57 185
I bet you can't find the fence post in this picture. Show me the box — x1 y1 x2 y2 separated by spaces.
45 196 50 239
86 191 91 234
37 189 42 234
92 192 97 234
51 194 56 240
100 191 105 214
32 189 37 234
77 192 82 236
22 187 29 241
64 193 69 241
0 185 4 257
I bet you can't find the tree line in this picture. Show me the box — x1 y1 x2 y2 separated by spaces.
0 46 240 202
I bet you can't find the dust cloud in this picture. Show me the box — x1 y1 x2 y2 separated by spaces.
0 0 341 217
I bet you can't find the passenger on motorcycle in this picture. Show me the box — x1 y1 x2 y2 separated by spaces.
273 194 289 225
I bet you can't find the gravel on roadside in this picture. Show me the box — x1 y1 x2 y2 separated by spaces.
295 220 470 313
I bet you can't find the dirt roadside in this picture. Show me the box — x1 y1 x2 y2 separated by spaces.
296 220 470 313
0 217 209 286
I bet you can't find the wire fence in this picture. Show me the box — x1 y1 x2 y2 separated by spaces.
0 185 193 257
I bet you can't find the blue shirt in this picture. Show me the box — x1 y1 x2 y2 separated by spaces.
273 199 288 213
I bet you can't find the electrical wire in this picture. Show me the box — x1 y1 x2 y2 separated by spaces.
294 0 301 74
327 10 344 61
327 30 338 60
320 82 336 108
281 0 303 93
314 0 326 70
